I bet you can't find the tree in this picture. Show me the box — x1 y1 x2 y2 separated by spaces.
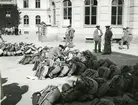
0 4 21 29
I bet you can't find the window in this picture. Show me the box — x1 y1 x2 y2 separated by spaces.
36 15 41 25
24 15 29 25
63 0 72 24
84 0 97 25
36 0 40 8
6 10 11 17
111 0 123 25
23 0 29 8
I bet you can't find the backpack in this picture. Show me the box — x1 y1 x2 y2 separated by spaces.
32 85 61 105
32 92 41 105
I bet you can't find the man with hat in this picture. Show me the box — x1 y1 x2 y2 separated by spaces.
103 25 113 54
93 25 103 53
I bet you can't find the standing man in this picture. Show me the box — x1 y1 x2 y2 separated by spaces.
119 27 133 49
65 25 75 48
102 25 113 55
119 28 128 49
93 25 103 53
125 27 133 49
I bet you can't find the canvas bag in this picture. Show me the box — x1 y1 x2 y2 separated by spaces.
32 85 61 105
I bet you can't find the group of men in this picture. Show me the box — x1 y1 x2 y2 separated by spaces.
93 25 132 55
64 24 114 55
65 24 113 55
93 25 113 55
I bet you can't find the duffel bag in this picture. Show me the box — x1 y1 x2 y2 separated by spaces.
37 85 61 105
59 65 69 77
32 92 41 105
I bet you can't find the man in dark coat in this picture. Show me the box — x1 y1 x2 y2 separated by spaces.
102 25 113 54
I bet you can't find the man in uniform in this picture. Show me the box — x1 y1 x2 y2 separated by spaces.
65 25 75 48
102 25 113 55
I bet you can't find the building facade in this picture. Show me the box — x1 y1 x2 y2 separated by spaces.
51 0 138 42
0 0 138 42
0 0 50 35
17 0 50 35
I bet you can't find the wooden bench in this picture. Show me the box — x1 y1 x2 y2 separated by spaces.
112 38 121 43
85 38 94 43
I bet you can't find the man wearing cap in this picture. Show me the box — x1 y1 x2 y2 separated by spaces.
93 25 103 53
103 25 113 54
65 25 75 48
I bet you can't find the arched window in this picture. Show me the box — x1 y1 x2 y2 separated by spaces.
63 0 72 24
84 0 97 25
36 15 41 25
111 0 124 25
24 15 29 25
36 0 40 8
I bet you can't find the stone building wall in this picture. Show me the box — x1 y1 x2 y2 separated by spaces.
52 0 138 42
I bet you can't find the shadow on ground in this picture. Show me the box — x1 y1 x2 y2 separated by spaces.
2 78 8 84
2 83 29 105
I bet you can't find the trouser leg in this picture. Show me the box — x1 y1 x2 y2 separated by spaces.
98 41 101 52
65 37 69 46
120 40 124 48
126 41 129 49
68 38 72 47
70 37 73 46
94 41 98 52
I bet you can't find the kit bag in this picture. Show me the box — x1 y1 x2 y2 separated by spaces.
32 85 61 105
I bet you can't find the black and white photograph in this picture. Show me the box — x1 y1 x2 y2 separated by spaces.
0 0 138 105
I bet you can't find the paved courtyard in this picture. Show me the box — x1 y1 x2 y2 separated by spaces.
0 35 138 105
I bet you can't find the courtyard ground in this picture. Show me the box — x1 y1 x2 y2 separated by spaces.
0 34 138 105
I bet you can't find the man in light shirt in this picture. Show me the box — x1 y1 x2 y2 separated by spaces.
93 25 103 53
